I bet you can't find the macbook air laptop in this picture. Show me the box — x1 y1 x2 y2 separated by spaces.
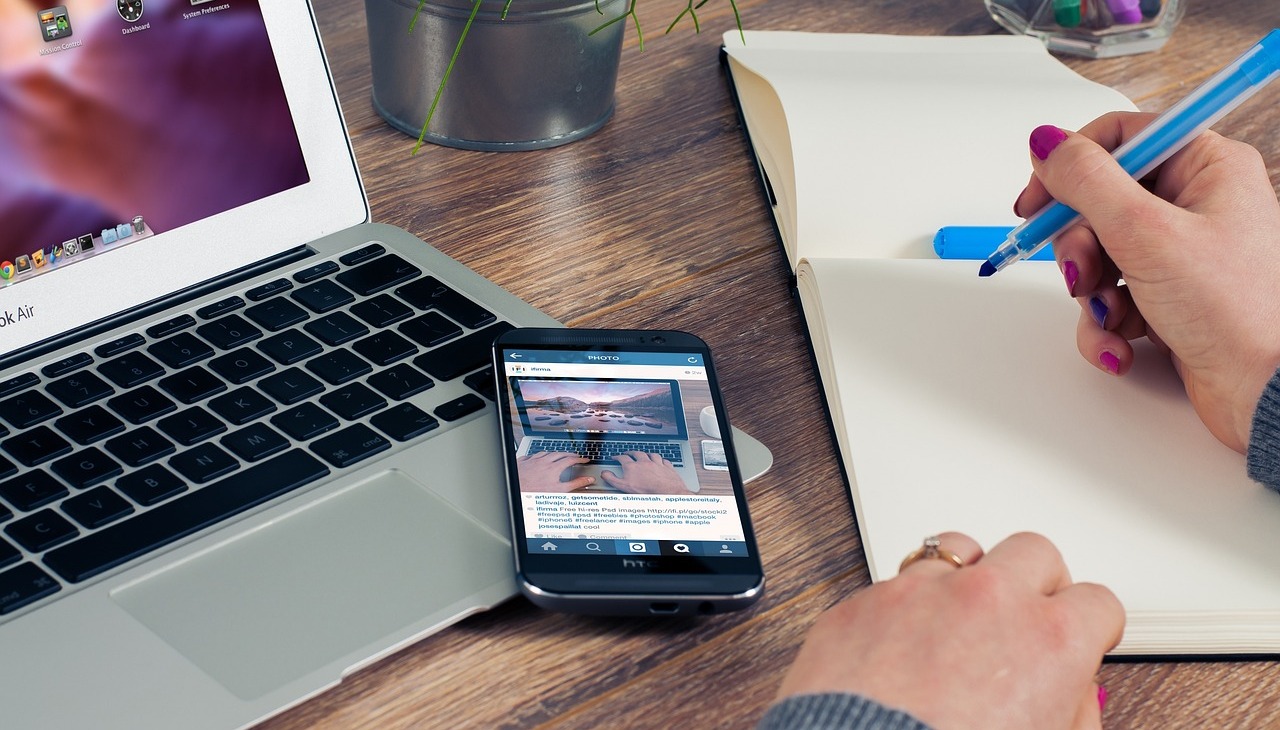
0 0 563 727
512 377 702 492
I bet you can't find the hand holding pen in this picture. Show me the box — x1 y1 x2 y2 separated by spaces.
1013 110 1280 456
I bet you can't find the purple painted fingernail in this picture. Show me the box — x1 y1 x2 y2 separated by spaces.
1030 125 1068 161
1098 684 1109 711
1089 296 1109 328
1100 351 1120 374
1061 259 1079 296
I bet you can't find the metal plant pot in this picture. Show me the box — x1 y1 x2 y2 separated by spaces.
365 0 626 151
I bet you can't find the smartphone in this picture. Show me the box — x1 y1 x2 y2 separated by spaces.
492 328 764 616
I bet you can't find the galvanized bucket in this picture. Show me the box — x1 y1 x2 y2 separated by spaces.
365 0 626 151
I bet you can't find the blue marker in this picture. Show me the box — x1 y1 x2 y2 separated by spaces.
934 226 1054 261
980 29 1280 277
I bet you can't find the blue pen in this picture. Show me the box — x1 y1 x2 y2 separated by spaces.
934 226 1056 261
980 29 1280 277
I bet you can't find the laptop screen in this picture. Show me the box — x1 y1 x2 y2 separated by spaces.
512 378 689 439
0 0 364 359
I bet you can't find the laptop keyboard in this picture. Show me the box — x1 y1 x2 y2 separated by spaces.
526 439 684 465
0 243 512 619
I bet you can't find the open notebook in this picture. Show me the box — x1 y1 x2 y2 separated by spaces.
723 30 1280 655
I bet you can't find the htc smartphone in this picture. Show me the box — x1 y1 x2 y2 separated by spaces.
492 328 764 616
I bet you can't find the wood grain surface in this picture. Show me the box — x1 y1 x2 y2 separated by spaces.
261 1 1280 728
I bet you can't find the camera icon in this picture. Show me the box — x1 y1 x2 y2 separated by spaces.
628 542 646 553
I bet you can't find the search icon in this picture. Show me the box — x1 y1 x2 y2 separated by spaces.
673 543 690 554
585 542 601 552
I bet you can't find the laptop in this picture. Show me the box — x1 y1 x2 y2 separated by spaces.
0 0 565 727
512 377 702 492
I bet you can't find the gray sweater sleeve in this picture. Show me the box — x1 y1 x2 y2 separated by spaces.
757 693 934 730
1248 367 1280 491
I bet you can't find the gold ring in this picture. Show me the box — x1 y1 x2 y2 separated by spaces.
899 536 964 573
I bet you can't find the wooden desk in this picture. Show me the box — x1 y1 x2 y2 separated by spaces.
265 2 1280 727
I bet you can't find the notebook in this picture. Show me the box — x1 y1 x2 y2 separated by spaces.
0 1 779 727
721 30 1280 655
512 376 701 492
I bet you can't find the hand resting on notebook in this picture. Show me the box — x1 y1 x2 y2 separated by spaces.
1014 112 1280 456
758 532 1123 730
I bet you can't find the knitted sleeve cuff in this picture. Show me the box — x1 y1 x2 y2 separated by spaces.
1247 367 1280 492
757 693 934 730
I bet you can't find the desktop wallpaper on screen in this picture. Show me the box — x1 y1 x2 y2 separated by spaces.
0 0 308 286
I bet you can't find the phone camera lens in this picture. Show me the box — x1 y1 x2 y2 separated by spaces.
651 336 666 344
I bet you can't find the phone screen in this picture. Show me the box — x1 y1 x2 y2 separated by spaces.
498 345 751 560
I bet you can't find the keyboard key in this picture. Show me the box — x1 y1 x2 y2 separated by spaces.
145 314 196 339
338 243 385 267
257 329 323 366
157 407 227 446
6 509 78 552
50 448 123 489
0 454 15 481
0 470 68 511
220 423 288 462
309 424 391 468
208 387 277 426
414 322 513 381
370 403 439 442
319 383 387 421
105 427 176 467
94 334 145 359
196 314 262 350
398 312 462 348
107 385 177 424
352 330 417 367
305 349 371 385
169 443 239 484
367 364 434 401
258 368 324 406
350 294 413 329
0 538 18 568
98 351 165 388
395 277 496 328
244 297 309 332
463 367 497 399
293 260 339 283
336 253 420 296
434 394 487 422
0 390 63 429
41 353 93 378
0 563 60 614
45 371 114 409
62 486 134 529
157 366 227 404
291 280 354 314
304 311 368 346
0 373 39 400
116 464 186 506
43 449 330 583
272 403 339 441
55 405 127 446
195 296 245 320
3 426 73 467
148 332 215 369
245 278 293 302
209 348 275 385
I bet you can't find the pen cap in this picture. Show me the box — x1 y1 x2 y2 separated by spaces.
984 0 1187 58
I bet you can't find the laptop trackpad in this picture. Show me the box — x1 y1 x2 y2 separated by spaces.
112 469 512 701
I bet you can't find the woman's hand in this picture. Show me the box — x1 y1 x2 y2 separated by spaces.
774 532 1123 730
1017 113 1280 452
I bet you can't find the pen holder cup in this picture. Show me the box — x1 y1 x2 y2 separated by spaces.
984 0 1186 58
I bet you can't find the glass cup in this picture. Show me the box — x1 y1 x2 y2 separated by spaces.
984 0 1186 58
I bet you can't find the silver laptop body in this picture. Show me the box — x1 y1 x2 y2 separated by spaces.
0 0 557 727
